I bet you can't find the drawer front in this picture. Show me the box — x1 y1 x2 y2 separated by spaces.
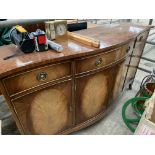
122 40 135 56
135 30 149 47
75 47 126 74
3 62 71 96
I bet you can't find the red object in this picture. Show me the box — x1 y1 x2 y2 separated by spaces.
38 35 46 44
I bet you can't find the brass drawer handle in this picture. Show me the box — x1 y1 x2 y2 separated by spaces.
37 72 48 81
126 46 130 53
138 36 143 42
95 57 103 67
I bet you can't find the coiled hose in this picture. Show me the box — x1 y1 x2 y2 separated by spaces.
122 73 155 133
122 96 149 133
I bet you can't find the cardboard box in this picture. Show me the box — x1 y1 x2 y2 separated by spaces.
135 90 155 135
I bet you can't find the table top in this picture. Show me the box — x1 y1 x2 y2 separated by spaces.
0 23 151 78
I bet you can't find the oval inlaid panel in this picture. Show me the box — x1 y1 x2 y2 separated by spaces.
81 73 108 118
28 89 68 134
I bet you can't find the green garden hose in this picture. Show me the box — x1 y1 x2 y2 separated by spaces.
0 27 12 46
122 96 149 133
122 73 154 133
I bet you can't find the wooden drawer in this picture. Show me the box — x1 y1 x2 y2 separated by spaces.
135 31 149 47
3 61 71 96
122 40 135 56
75 47 126 74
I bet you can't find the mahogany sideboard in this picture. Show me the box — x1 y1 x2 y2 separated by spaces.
0 23 150 134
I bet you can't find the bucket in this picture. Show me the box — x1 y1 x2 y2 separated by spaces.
141 83 155 97
134 83 155 116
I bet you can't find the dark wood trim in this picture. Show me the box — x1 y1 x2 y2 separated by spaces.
75 56 127 78
3 75 72 100
11 78 72 101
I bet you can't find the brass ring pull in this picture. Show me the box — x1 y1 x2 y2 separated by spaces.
126 46 130 53
37 72 48 81
139 36 143 42
95 57 103 67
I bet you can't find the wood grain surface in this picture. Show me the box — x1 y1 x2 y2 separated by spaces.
75 67 114 124
11 80 73 134
0 24 151 78
123 30 150 88
3 61 71 96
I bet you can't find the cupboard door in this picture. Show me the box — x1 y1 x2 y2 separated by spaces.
111 61 125 102
75 68 114 124
11 80 73 135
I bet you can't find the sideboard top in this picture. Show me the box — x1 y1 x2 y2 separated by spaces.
0 23 151 78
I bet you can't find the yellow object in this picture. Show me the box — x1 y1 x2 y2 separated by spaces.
68 31 100 48
15 25 27 33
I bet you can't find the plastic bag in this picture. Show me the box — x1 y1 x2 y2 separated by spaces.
0 27 12 46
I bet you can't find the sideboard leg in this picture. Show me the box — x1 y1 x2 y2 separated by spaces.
128 83 132 90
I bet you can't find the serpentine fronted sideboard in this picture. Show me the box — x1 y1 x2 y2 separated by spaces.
0 23 151 134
